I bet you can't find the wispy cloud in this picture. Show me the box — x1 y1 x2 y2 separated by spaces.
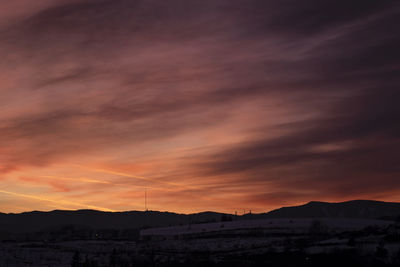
0 189 115 211
0 0 399 213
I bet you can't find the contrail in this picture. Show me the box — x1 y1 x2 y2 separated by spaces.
0 189 115 212
40 174 170 191
39 175 112 184
89 169 230 205
92 168 195 189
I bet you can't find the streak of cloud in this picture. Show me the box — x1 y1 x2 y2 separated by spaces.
0 0 399 213
0 189 115 212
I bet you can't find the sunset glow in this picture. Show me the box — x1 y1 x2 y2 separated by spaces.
0 0 399 214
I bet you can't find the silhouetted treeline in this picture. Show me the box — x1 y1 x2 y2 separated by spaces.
0 225 140 242
68 248 400 267
1 200 400 241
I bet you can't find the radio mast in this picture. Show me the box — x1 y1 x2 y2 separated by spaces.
145 188 147 211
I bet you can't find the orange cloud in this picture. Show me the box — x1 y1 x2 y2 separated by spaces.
0 0 399 214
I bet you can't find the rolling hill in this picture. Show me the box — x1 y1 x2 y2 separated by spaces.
0 200 399 240
264 200 400 219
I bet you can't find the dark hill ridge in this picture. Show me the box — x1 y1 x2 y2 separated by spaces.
264 200 400 219
0 200 399 238
0 210 226 234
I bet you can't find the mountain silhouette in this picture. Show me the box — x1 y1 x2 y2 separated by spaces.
0 210 226 236
0 200 399 240
264 200 400 219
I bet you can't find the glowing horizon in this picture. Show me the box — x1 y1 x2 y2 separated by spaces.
1 0 399 214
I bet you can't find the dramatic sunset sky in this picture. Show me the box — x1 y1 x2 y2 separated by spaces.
0 0 399 213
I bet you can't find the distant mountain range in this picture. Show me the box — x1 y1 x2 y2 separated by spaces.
261 200 400 220
0 210 225 234
0 200 399 238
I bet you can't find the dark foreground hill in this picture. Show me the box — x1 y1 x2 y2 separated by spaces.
0 200 399 240
0 210 226 235
263 200 400 220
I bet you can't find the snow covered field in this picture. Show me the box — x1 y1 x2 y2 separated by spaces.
0 240 136 267
140 218 393 237
0 218 398 266
137 218 400 265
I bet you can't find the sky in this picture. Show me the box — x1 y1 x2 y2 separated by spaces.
0 0 399 214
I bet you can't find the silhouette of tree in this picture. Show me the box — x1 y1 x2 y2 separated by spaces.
71 251 81 267
375 240 388 259
347 236 356 247
221 214 232 222
109 248 117 267
394 247 400 264
309 219 328 236
83 255 97 267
